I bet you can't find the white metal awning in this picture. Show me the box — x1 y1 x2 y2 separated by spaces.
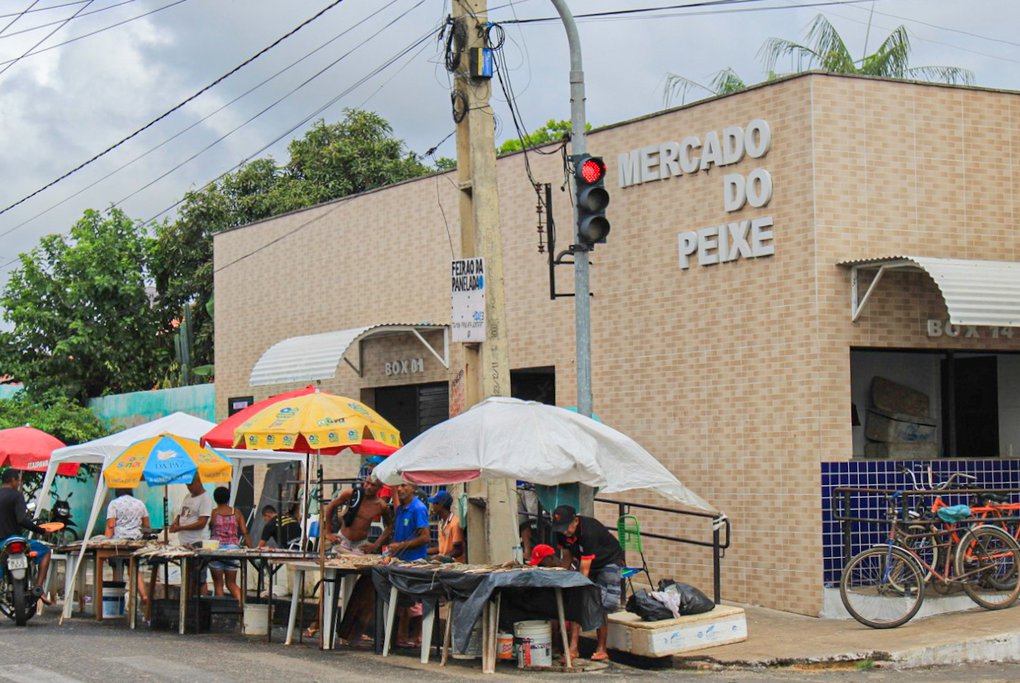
838 256 1020 327
249 323 449 387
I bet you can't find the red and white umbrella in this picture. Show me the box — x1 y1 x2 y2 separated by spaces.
0 426 80 476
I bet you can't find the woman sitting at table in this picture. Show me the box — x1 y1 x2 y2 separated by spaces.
207 487 253 601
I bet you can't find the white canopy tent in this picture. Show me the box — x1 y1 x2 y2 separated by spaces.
37 412 307 620
373 397 718 514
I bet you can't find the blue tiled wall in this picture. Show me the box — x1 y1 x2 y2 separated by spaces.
821 459 1020 586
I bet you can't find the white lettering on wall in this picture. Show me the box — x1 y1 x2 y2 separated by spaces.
384 358 425 376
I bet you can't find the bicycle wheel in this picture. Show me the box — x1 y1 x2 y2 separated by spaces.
840 546 925 629
955 525 1020 609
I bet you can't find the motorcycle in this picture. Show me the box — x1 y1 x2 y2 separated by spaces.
49 493 78 546
31 493 78 546
0 535 38 626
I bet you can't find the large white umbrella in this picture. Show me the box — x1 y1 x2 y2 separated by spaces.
373 397 716 513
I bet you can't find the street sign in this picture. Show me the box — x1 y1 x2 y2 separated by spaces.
451 257 486 342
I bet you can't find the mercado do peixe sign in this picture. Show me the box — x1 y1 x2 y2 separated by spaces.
451 257 486 342
618 118 774 270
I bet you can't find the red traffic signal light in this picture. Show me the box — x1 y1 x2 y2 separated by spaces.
573 155 610 248
578 157 606 184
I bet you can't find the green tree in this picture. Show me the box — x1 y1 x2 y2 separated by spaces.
285 110 429 203
662 68 752 107
498 119 588 155
0 389 108 447
0 208 168 401
761 15 973 84
148 109 431 372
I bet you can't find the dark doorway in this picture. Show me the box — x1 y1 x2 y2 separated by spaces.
374 382 450 442
511 366 556 405
944 355 999 457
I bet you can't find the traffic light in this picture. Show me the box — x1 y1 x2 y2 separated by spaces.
573 155 610 248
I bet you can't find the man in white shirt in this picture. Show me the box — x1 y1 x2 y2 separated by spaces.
169 474 212 596
170 474 212 546
104 488 151 603
105 489 150 540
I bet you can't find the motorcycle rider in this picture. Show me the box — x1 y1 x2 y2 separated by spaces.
0 469 53 604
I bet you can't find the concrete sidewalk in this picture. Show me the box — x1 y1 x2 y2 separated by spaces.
680 603 1020 669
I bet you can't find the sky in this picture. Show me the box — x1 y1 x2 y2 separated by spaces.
0 0 1017 298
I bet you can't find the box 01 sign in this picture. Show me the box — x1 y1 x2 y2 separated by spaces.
451 257 486 342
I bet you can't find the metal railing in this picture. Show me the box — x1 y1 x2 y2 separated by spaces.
596 497 730 604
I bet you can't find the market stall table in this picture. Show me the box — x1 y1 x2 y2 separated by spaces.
275 554 387 649
128 546 315 635
55 539 154 622
372 562 603 672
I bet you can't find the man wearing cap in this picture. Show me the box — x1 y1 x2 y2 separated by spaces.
552 504 624 662
527 543 558 567
427 490 464 563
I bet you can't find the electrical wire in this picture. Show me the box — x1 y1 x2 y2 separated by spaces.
503 0 877 25
109 2 429 212
0 1 91 19
0 0 189 66
0 0 347 229
0 0 145 40
0 0 93 80
1 1 403 241
147 23 440 248
0 1 41 39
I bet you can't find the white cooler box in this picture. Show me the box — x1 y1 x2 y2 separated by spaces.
606 604 747 657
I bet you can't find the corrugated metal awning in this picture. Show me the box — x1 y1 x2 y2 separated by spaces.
249 323 449 387
838 256 1020 327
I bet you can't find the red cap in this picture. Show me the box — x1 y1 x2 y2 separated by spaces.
528 544 556 566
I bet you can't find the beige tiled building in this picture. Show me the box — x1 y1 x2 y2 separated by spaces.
214 73 1020 616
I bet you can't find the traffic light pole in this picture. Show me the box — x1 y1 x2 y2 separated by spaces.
549 0 594 517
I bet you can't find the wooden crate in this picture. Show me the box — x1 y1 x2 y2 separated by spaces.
605 605 747 658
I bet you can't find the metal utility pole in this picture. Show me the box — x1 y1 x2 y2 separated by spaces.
550 0 595 516
451 0 520 563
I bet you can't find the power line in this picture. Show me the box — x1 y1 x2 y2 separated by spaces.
0 0 93 80
0 1 91 19
148 23 440 239
110 1 428 212
0 1 41 39
503 0 876 25
2 1 403 241
0 0 192 67
0 0 145 40
0 0 347 230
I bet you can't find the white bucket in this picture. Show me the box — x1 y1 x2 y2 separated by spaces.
243 603 270 636
101 584 126 618
496 632 515 660
514 620 552 668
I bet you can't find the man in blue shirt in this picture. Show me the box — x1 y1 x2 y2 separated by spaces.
376 483 430 647
387 483 429 561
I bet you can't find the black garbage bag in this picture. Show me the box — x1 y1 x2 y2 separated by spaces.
625 589 674 622
658 579 715 615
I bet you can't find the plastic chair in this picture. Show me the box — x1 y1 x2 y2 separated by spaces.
617 514 653 593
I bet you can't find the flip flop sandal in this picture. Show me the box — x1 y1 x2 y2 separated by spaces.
590 651 610 661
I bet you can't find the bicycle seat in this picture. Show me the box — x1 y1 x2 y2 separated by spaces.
980 492 1011 504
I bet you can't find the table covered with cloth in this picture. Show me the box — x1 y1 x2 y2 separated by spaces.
371 563 604 654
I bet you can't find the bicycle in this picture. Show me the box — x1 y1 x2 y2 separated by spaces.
840 491 1020 628
894 466 977 585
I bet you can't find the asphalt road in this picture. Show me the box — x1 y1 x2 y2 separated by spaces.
1 613 1020 682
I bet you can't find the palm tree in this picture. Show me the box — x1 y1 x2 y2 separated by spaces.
662 67 750 107
662 14 974 106
759 14 973 84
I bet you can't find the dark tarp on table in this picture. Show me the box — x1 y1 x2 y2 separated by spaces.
372 565 604 653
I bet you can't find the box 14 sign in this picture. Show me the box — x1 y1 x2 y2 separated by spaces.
451 257 486 342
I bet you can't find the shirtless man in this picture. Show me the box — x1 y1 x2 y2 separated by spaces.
322 477 390 553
